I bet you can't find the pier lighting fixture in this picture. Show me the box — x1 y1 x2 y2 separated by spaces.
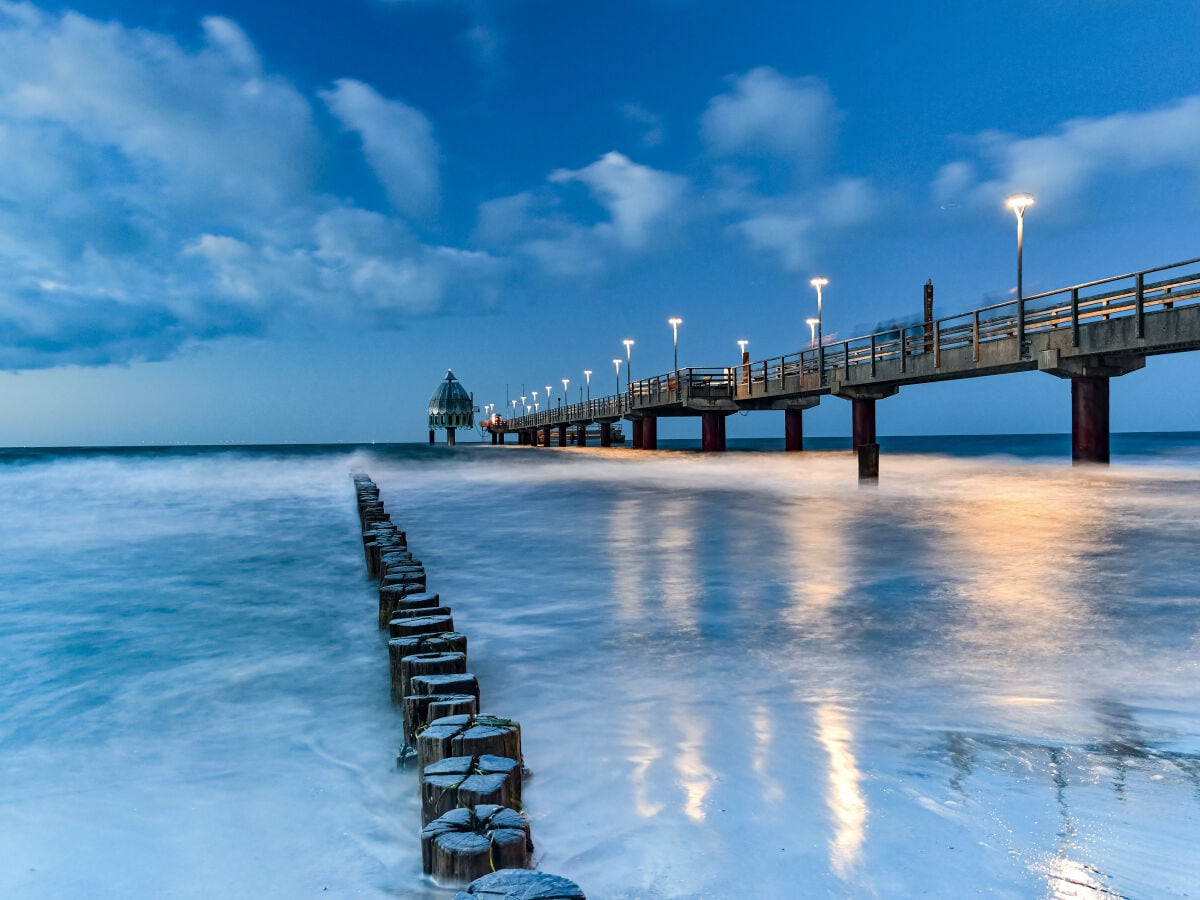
1006 193 1034 357
584 369 592 401
806 317 820 349
809 277 828 347
531 391 538 408
562 378 569 405
613 358 622 394
737 339 749 357
511 400 518 417
545 385 552 407
623 339 634 389
668 317 683 371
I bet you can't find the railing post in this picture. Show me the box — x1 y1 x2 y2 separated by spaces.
1017 295 1025 360
972 311 980 363
843 340 850 373
1070 287 1080 348
870 334 877 377
934 320 942 369
900 327 906 373
1135 271 1145 338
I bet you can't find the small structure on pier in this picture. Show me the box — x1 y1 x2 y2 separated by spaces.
428 370 474 445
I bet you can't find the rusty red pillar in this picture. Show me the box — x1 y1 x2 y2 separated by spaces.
1072 376 1110 464
599 422 613 447
785 409 803 452
852 398 876 451
632 418 644 449
557 423 568 447
537 426 548 447
701 412 726 452
643 416 658 450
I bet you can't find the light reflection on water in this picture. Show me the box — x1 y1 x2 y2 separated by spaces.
2 443 1199 898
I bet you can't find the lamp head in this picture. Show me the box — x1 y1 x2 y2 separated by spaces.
810 277 829 288
1006 193 1035 214
613 358 622 368
737 339 748 352
668 317 683 327
584 369 592 379
805 317 820 327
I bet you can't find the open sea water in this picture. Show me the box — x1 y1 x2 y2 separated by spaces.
2 435 1199 898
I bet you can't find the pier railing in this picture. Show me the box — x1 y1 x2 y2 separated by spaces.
498 256 1200 430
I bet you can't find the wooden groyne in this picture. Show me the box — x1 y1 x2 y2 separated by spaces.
352 474 586 897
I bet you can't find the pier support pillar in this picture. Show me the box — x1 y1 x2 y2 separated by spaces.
1039 351 1144 466
446 427 457 446
429 429 435 445
632 418 644 449
785 408 804 452
851 399 875 451
541 426 551 447
642 416 658 450
1072 376 1110 464
701 411 727 452
577 425 587 446
557 424 568 447
600 422 613 447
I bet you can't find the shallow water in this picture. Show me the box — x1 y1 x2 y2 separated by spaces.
1 439 1198 897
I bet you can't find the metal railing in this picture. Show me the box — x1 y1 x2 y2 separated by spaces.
496 256 1200 431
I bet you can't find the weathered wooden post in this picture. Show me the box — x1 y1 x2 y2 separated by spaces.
420 805 531 885
452 870 586 899
420 754 521 824
418 714 523 772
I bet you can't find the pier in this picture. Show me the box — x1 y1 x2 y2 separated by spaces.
489 256 1200 464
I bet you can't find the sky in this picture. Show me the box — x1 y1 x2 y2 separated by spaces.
1 0 1199 445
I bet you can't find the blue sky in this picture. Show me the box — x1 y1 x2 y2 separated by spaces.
1 0 1199 445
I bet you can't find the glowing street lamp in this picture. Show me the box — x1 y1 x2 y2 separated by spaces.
668 317 683 371
583 369 592 402
1006 193 1035 357
622 339 634 390
737 339 749 357
810 277 828 377
562 378 569 406
806 317 820 349
531 390 538 409
544 385 552 408
613 358 622 394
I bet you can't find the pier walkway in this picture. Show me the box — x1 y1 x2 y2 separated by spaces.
489 256 1200 464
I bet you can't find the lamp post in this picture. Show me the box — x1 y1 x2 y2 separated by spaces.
806 317 819 349
1006 193 1034 358
668 317 682 371
511 400 518 418
613 358 622 395
622 339 634 390
519 395 526 417
544 385 552 408
810 277 828 379
737 339 748 357
531 390 538 409
562 378 569 406
584 369 592 402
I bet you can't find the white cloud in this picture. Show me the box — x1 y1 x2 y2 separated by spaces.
0 5 498 370
730 177 883 271
549 151 688 250
474 152 689 278
933 96 1200 211
701 67 840 165
321 78 440 220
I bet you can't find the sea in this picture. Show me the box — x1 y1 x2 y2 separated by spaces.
2 434 1199 898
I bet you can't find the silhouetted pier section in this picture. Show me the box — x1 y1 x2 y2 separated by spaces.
488 256 1200 466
